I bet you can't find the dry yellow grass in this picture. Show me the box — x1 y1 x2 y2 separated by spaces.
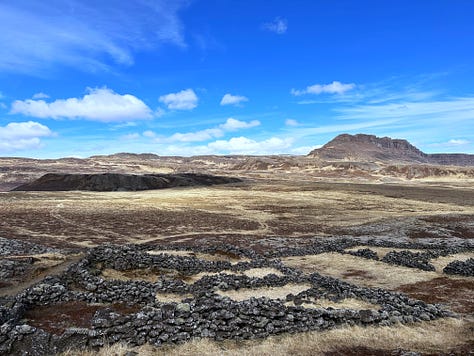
281 253 440 289
285 297 379 310
216 284 311 301
430 252 474 272
60 318 473 356
240 268 284 278
101 268 163 283
4 179 474 247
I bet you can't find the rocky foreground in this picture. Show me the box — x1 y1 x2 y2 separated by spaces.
1 238 473 355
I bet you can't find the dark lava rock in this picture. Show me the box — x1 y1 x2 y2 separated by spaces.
443 258 474 277
347 248 379 260
382 251 435 271
12 173 242 192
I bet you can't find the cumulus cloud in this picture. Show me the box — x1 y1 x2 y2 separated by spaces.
219 118 260 131
32 92 49 99
0 1 188 74
168 128 223 142
262 17 288 34
290 145 322 155
159 89 198 110
430 139 471 148
143 130 157 138
285 119 299 126
220 94 249 106
0 121 54 152
291 81 356 96
11 88 153 122
155 118 261 143
208 136 293 154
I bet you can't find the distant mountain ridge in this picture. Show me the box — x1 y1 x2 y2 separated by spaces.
308 134 474 166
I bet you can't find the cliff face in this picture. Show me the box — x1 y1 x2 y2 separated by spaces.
309 134 474 166
428 154 474 167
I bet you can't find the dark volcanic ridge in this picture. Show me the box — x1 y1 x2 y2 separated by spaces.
309 134 474 166
12 173 242 192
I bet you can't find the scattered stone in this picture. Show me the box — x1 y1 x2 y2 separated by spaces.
382 251 435 271
443 258 474 277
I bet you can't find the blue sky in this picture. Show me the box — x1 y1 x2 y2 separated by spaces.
1 0 474 158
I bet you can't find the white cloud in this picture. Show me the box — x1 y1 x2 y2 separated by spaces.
291 81 356 96
167 128 223 143
208 136 293 154
285 119 299 126
159 89 198 110
220 94 249 106
157 118 260 143
290 145 323 155
219 118 260 131
0 1 188 74
430 139 471 148
32 92 49 99
262 17 288 34
0 121 54 153
11 87 153 122
448 139 470 145
143 130 156 138
335 97 474 122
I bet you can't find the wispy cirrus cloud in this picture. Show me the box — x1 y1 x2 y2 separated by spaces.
0 1 188 74
335 96 474 123
11 87 153 122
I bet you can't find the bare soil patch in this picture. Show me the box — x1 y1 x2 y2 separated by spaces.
24 301 140 335
397 277 474 314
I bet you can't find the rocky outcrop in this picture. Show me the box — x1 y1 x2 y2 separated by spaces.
429 153 474 167
12 173 242 192
308 134 429 163
308 134 474 166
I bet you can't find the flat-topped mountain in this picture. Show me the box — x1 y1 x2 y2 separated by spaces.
12 173 242 192
309 134 474 166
